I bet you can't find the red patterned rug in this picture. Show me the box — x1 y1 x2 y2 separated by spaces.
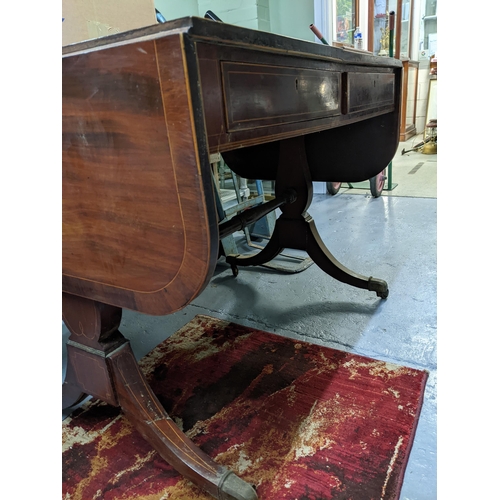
62 315 427 499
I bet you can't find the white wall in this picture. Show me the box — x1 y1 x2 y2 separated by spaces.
155 0 273 30
269 0 315 42
198 0 259 28
154 0 315 39
154 0 199 19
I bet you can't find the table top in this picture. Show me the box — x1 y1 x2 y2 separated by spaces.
62 17 402 315
63 16 401 69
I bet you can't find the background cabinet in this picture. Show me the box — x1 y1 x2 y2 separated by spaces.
400 58 419 141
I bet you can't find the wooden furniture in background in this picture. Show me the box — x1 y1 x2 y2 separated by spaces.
62 17 402 499
399 58 419 141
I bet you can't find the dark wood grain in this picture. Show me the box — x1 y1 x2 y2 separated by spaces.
221 62 341 131
62 294 257 499
62 293 125 407
196 40 400 154
62 32 219 316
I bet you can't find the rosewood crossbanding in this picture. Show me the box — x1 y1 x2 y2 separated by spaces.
62 16 402 500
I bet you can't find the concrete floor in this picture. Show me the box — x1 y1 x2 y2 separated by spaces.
63 135 437 499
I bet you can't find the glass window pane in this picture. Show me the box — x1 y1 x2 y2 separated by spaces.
336 0 355 45
400 0 411 57
373 0 397 56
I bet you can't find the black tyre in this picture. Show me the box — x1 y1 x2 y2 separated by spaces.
369 169 387 197
326 182 342 195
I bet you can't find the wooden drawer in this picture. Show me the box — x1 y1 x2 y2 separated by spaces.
221 62 341 132
343 72 395 114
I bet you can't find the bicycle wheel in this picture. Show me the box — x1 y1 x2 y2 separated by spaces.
369 169 386 197
326 181 342 196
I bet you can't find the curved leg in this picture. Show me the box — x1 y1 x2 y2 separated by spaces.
304 215 389 298
261 136 388 298
223 135 388 297
225 228 284 273
62 293 258 500
108 342 257 500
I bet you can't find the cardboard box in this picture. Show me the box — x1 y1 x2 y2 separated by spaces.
62 0 157 47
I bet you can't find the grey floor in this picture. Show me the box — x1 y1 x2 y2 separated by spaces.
63 135 437 499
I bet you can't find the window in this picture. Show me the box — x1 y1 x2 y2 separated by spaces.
372 0 397 56
421 0 437 53
334 0 358 45
368 0 415 59
400 0 411 57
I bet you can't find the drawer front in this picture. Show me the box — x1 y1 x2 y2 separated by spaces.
222 62 341 132
345 72 395 113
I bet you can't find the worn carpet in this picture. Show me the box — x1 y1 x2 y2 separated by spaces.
62 314 428 499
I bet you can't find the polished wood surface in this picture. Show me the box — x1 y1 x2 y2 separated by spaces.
63 17 401 313
196 38 400 160
221 61 341 130
62 293 257 500
63 16 402 499
63 31 219 316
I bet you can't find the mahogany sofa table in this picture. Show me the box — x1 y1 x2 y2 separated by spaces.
62 17 402 500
